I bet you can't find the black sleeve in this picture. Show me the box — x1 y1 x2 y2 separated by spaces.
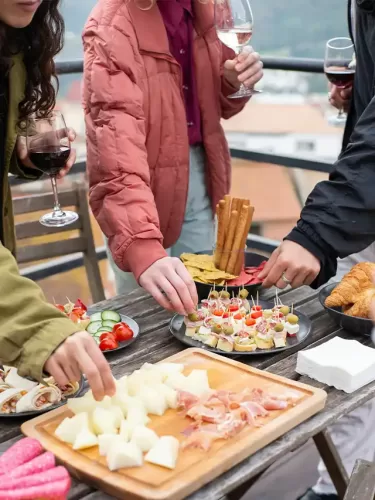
285 94 375 288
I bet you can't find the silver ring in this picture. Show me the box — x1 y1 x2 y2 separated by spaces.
281 272 291 285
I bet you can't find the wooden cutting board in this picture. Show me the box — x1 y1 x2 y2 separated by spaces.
22 348 326 500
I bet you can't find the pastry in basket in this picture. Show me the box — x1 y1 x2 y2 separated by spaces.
325 262 375 309
343 288 375 318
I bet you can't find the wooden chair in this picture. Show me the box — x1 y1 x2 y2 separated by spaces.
12 181 106 303
344 459 375 500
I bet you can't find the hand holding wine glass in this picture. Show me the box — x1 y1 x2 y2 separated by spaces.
215 0 261 99
324 37 355 126
26 111 79 227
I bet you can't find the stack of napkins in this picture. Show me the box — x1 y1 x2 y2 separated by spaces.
296 337 375 393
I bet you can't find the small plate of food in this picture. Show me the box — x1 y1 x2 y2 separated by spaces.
85 312 140 353
319 263 375 336
181 195 267 302
0 366 83 417
54 300 140 353
170 289 312 355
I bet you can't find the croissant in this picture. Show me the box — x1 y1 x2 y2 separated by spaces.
344 287 375 318
325 262 375 308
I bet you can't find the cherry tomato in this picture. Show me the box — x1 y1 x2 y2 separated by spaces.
233 313 243 320
213 310 224 317
222 312 230 319
99 332 116 342
55 304 65 313
251 305 262 312
69 312 81 323
251 311 263 319
99 338 118 351
229 305 239 312
246 317 256 326
72 307 86 318
114 324 134 342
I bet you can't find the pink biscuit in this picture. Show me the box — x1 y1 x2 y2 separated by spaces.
0 477 71 499
9 452 55 478
0 439 43 475
0 466 68 490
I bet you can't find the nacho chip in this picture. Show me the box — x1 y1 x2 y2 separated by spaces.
181 253 238 285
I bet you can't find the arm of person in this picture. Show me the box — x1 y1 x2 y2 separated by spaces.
260 95 375 289
0 243 115 399
83 20 197 315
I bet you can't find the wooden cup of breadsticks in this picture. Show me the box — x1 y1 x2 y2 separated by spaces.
214 196 254 275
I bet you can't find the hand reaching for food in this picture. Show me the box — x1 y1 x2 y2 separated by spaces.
258 241 321 289
139 257 198 316
44 331 116 402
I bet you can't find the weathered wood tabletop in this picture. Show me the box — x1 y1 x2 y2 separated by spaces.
1 285 374 500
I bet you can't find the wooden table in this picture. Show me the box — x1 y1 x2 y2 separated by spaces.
1 285 375 500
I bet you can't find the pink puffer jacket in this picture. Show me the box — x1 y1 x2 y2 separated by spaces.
83 0 248 281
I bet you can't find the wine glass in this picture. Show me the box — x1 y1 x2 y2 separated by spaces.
26 111 79 227
324 37 356 126
214 0 259 99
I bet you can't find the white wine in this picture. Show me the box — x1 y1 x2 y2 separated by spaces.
217 28 252 52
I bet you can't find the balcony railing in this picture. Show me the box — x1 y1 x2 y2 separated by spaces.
15 57 330 282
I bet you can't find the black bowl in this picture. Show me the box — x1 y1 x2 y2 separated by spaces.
319 282 373 336
192 251 267 302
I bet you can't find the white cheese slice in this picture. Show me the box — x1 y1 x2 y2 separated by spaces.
98 434 120 456
107 442 143 471
92 407 117 435
73 427 98 450
131 426 159 452
145 436 179 470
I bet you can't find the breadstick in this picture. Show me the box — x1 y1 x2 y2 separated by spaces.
226 204 249 275
219 210 239 272
223 194 231 241
234 205 255 275
214 200 226 267
231 197 241 213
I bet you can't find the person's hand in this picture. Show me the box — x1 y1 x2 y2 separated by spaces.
139 257 198 315
258 241 321 289
223 46 263 91
328 83 352 113
16 128 77 179
44 331 116 401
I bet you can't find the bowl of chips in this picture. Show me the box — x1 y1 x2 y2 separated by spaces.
180 251 267 301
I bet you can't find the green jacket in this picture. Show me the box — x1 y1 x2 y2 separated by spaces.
0 55 79 381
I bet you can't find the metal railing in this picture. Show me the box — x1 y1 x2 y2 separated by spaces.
17 56 329 282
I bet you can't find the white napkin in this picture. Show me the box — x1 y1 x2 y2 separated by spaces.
296 337 375 393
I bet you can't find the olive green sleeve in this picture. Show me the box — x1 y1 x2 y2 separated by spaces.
8 151 42 180
0 242 80 381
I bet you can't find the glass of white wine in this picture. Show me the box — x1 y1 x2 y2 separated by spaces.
215 0 258 99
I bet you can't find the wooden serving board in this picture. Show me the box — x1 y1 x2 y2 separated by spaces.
22 348 327 500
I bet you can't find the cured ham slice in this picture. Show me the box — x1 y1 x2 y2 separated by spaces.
181 430 220 452
186 404 226 424
177 390 199 412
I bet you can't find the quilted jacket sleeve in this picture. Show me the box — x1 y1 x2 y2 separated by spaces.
220 44 250 119
83 20 167 282
0 243 79 382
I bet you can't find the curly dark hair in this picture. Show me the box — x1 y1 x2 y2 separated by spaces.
0 0 64 125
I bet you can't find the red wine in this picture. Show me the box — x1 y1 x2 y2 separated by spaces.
29 146 70 175
325 65 355 88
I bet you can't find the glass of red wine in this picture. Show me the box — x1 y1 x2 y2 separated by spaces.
26 111 79 227
214 0 259 99
324 37 355 126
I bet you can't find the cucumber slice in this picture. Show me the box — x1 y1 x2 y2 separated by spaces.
96 327 112 334
86 321 103 334
101 310 121 323
90 312 102 322
102 320 117 329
